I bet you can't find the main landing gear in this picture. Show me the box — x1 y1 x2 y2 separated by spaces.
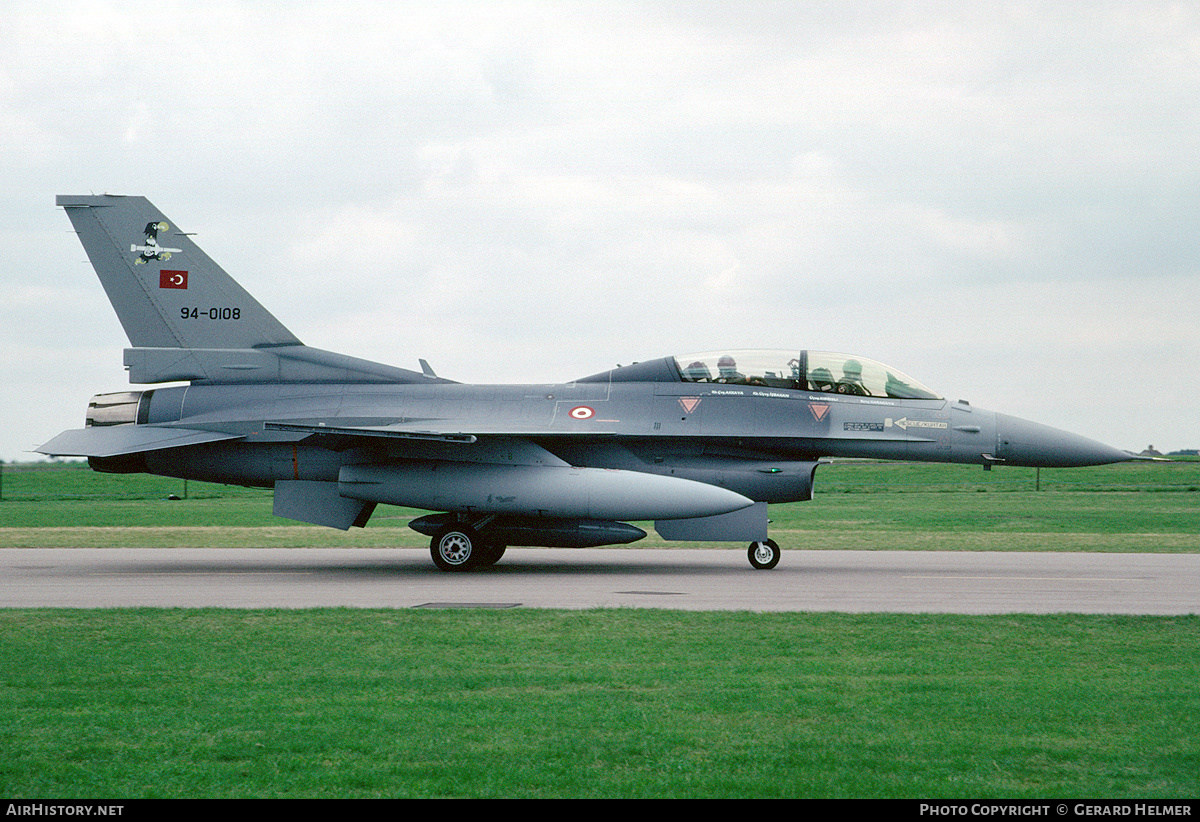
429 522 780 571
748 539 781 570
430 524 506 572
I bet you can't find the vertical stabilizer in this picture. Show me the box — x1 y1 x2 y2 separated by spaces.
57 195 301 350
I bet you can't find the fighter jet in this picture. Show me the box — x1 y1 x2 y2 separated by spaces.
38 195 1132 571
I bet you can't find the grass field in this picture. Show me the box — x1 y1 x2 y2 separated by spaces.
2 609 1198 799
3 459 1199 552
2 459 1198 798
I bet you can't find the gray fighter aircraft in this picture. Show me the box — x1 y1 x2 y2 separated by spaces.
39 195 1132 571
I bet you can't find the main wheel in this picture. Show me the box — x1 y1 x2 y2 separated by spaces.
431 525 481 572
748 539 780 570
476 541 507 567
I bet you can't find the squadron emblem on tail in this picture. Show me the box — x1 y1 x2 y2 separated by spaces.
131 221 182 264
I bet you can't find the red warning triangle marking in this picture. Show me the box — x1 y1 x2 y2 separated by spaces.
808 403 830 421
679 397 701 414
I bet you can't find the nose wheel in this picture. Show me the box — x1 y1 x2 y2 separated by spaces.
748 539 780 570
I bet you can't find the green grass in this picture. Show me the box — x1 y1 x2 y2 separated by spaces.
2 460 1198 798
3 460 1198 551
2 609 1197 798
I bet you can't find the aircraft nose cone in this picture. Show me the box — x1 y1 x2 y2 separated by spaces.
994 413 1131 467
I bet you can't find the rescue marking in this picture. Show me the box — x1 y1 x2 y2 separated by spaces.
887 417 949 430
678 397 701 414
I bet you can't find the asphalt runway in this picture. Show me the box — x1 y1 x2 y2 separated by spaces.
2 547 1198 613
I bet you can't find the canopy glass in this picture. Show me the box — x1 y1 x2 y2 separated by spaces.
674 350 942 399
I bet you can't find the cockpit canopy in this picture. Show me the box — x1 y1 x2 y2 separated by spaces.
674 350 942 400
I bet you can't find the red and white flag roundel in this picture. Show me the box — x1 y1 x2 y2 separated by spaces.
159 270 188 289
569 406 595 420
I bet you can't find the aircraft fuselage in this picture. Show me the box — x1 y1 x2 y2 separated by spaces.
93 369 1123 495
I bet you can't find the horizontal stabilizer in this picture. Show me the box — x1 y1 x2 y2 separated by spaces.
35 426 242 458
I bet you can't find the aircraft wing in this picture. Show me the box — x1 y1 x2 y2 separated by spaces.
264 421 619 443
35 419 613 460
36 426 244 458
264 421 621 469
264 422 481 443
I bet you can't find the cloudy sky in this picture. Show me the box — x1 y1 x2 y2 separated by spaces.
3 0 1198 463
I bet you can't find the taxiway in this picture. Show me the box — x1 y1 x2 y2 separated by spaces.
3 547 1197 614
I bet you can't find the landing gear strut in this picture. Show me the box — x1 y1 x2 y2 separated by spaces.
748 539 780 570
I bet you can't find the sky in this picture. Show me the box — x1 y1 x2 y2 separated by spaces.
3 0 1199 463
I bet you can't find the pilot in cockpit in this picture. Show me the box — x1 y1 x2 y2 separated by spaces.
716 355 746 384
682 361 712 382
808 367 835 392
836 359 869 396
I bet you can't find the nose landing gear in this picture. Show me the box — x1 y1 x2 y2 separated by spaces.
748 539 780 570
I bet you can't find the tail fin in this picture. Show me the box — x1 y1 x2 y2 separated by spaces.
58 194 301 350
58 194 442 386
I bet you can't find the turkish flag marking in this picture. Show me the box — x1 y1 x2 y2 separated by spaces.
159 270 188 289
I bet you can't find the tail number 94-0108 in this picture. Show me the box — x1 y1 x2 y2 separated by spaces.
181 307 242 320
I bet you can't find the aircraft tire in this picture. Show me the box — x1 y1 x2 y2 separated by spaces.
431 525 482 572
748 539 780 570
476 542 507 567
